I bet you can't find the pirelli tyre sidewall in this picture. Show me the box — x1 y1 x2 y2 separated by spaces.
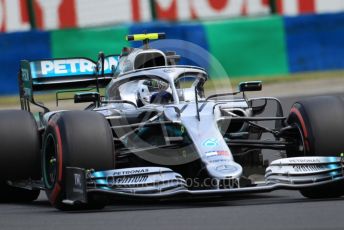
42 111 115 210
288 96 344 157
287 103 315 156
288 96 344 198
42 119 63 208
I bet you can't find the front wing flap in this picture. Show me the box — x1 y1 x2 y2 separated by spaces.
266 156 344 184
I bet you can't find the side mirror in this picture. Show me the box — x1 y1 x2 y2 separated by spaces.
238 81 262 92
74 92 100 104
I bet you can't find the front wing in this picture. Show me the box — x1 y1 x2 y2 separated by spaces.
62 156 344 205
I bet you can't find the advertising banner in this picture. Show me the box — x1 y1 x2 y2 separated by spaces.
1 0 344 33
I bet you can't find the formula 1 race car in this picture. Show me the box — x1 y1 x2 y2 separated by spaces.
1 33 344 210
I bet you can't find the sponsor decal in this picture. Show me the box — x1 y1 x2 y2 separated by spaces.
113 175 148 184
209 159 232 164
217 151 230 156
292 165 328 173
31 56 119 78
205 151 218 157
1 0 343 33
113 168 149 176
289 158 321 164
203 138 218 147
205 150 230 158
107 174 149 187
72 173 84 194
163 69 174 73
21 69 30 81
74 174 82 187
215 165 238 174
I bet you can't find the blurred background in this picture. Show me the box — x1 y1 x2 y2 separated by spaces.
1 0 344 99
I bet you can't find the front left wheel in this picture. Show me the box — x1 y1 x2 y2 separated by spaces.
42 111 115 210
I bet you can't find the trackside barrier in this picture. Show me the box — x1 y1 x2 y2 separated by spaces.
1 13 344 95
285 13 344 73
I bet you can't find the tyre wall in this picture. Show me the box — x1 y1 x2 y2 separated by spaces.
1 13 344 94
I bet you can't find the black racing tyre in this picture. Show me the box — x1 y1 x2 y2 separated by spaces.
0 181 40 203
287 96 344 156
287 96 344 198
300 179 344 199
0 110 41 202
42 111 114 210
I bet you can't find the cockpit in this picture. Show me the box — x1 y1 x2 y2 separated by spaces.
105 68 207 107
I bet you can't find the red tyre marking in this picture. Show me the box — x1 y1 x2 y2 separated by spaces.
290 107 310 152
49 184 61 205
54 124 63 182
290 107 308 138
47 121 64 204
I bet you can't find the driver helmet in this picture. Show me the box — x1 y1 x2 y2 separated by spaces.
137 83 151 106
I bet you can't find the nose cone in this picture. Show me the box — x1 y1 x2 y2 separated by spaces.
206 161 243 179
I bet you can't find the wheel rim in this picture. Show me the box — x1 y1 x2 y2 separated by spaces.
43 133 58 189
293 123 306 156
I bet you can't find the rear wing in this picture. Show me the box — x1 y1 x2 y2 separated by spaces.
19 55 119 109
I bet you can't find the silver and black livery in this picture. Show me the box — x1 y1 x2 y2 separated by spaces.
1 33 344 210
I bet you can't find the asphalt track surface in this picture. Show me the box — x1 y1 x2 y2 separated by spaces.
1 93 344 230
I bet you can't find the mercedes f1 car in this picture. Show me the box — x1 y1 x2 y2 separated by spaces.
1 33 344 210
